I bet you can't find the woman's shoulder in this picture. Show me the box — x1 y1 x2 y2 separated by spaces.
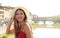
24 22 32 31
24 22 31 28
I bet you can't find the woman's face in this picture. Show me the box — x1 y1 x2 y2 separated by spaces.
15 10 25 22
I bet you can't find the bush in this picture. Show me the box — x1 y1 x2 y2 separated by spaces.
2 35 7 38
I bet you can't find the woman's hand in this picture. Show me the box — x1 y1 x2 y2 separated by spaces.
6 16 14 34
10 16 14 22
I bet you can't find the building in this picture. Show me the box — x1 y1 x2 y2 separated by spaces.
0 3 14 25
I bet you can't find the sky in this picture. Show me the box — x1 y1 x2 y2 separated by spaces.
0 0 60 17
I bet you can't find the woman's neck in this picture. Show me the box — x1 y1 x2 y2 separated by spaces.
19 21 26 27
19 21 24 24
19 21 25 31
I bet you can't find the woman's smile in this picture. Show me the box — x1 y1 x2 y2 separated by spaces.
15 10 25 22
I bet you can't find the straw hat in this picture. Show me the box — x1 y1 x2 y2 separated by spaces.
11 6 31 22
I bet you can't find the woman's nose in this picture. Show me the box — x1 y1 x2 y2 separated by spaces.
17 13 23 16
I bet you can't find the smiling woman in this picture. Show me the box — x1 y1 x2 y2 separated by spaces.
6 7 33 38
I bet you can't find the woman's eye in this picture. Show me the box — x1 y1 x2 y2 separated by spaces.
16 13 23 15
20 13 23 15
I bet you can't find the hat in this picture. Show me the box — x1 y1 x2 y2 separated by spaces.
11 6 31 22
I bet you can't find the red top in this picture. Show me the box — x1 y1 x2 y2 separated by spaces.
17 31 26 38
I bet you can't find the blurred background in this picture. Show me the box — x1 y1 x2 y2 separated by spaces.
0 0 60 38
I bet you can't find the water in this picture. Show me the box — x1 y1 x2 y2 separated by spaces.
33 28 60 38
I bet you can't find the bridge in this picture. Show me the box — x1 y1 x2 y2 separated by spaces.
32 15 60 24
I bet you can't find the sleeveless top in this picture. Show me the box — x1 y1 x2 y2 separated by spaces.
17 22 29 38
17 31 26 38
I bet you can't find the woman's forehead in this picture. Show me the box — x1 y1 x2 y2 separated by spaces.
16 10 24 13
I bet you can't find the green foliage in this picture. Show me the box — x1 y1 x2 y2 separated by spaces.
2 35 7 38
31 22 37 26
0 35 7 38
0 34 15 38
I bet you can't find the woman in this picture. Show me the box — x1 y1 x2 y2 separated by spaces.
6 7 33 38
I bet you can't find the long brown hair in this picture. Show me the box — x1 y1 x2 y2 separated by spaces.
14 8 27 38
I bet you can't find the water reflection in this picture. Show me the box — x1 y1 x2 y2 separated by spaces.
45 21 54 27
33 28 60 38
38 21 44 25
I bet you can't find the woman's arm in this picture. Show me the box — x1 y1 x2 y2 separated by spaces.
24 23 33 38
6 17 14 34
